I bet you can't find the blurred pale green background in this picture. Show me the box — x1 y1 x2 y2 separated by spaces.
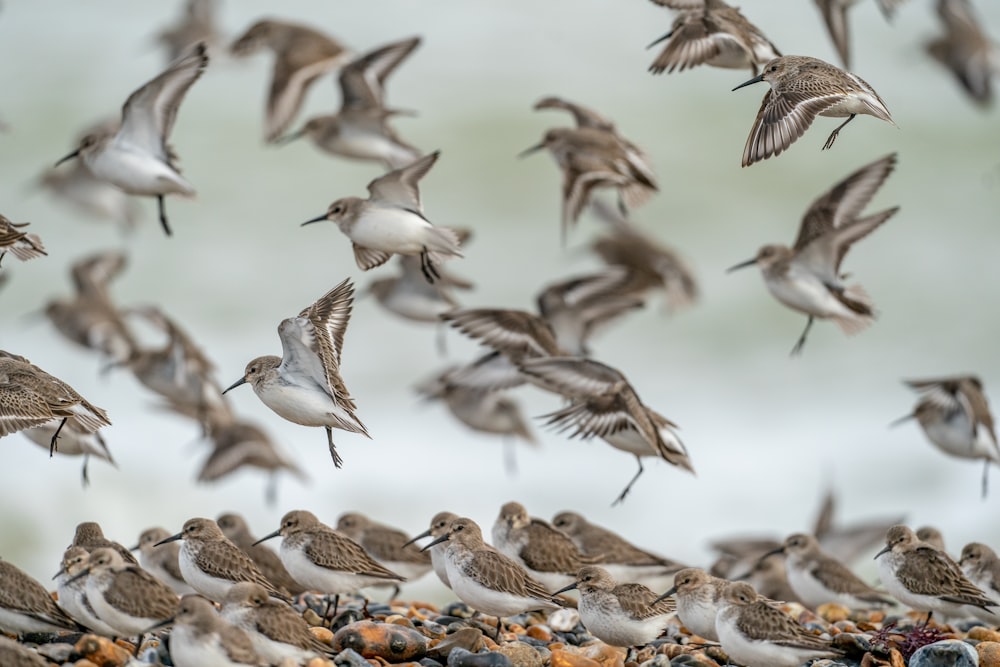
1 1 998 600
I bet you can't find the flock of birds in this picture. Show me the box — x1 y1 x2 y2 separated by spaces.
0 0 998 665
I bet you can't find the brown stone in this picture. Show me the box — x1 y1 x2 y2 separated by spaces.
970 627 1000 643
817 603 850 623
74 635 130 667
497 642 545 667
526 625 552 641
309 626 334 645
550 649 602 667
888 647 905 667
977 641 1000 667
333 620 428 662
581 642 625 667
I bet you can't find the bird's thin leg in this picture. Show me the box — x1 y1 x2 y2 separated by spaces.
49 417 67 456
157 195 173 236
790 317 815 357
922 611 933 626
265 473 278 507
982 460 990 499
435 324 448 357
502 437 518 477
822 114 856 150
81 455 91 488
133 633 145 657
617 191 629 218
419 247 440 283
390 584 400 600
612 456 645 506
361 596 372 619
494 616 503 642
326 427 344 468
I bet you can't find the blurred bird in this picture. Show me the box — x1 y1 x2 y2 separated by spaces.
156 0 224 62
926 0 997 107
335 512 432 597
217 512 305 597
0 214 45 267
814 0 911 70
21 421 115 487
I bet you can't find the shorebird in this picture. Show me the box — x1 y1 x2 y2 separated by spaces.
728 153 898 355
926 0 997 107
421 517 563 640
156 594 260 667
554 566 675 648
894 375 999 497
222 582 334 663
733 55 894 166
53 547 120 636
654 567 728 641
156 0 224 63
815 0 910 69
916 526 947 552
231 19 351 143
281 36 423 169
224 278 369 469
71 521 138 565
0 559 81 635
301 151 462 283
217 513 304 597
0 354 111 457
0 214 45 267
21 421 115 487
335 512 432 597
959 542 1000 618
518 356 694 504
55 44 208 236
403 511 459 589
131 527 196 596
646 0 781 76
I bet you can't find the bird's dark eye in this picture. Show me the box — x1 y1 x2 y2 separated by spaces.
455 525 464 532
770 66 777 72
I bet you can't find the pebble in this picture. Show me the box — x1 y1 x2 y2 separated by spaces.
908 639 979 667
429 628 486 659
447 647 514 667
970 628 1000 643
333 619 428 661
977 642 1000 667
496 641 544 667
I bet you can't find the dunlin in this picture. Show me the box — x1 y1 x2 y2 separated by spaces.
253 510 405 615
21 421 115 487
217 513 305 597
875 525 997 622
959 542 1000 613
764 533 894 609
0 559 80 634
403 511 459 588
654 567 728 641
0 636 49 667
518 356 694 504
916 526 947 551
156 518 286 603
53 546 120 636
222 582 333 663
715 581 844 667
647 0 781 76
421 517 562 640
156 0 223 63
157 594 260 667
71 521 138 565
281 36 423 169
554 566 675 648
894 375 999 496
131 527 196 595
55 44 208 236
733 55 894 166
301 151 462 282
815 0 910 69
69 547 176 637
728 153 898 354
0 354 111 455
335 512 432 596
0 214 45 266
551 511 685 589
369 244 473 327
927 0 996 107
223 278 369 469
492 501 597 592
230 19 351 142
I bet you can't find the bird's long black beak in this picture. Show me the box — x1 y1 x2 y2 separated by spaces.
276 128 306 145
222 377 247 394
759 546 786 562
652 584 678 606
552 581 579 596
301 214 328 227
252 528 281 546
420 534 450 551
732 73 765 91
874 545 891 559
646 31 673 49
726 258 758 273
518 143 545 159
66 567 91 585
154 532 183 547
402 528 432 548
128 543 140 552
888 414 914 428
54 148 80 167
52 566 67 581
148 616 176 632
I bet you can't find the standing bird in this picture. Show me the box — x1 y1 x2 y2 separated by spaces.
222 582 334 663
0 214 45 267
728 153 897 355
732 56 894 166
224 279 368 469
335 512 432 597
54 44 208 236
131 526 196 595
654 567 729 641
403 512 459 589
815 0 910 70
646 0 781 76
53 546 120 636
926 0 997 107
893 375 999 497
0 559 81 635
281 36 423 169
301 151 462 283
157 594 260 667
71 521 139 565
217 513 305 597
959 543 1000 612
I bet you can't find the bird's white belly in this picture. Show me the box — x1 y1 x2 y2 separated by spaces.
603 428 656 457
254 380 338 427
707 35 753 69
787 564 841 609
922 416 999 461
178 548 230 603
86 584 161 635
170 626 245 667
445 555 542 617
820 91 882 119
579 598 667 646
677 596 719 640
349 207 434 254
0 608 64 634
716 609 822 667
765 270 854 319
87 146 193 196
430 548 451 588
281 542 364 594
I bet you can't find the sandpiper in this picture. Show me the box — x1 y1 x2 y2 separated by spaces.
0 635 49 667
21 421 115 487
230 19 351 142
281 36 423 169
403 511 459 588
733 56 894 166
551 511 685 590
335 512 432 596
492 501 597 592
518 356 694 504
71 521 138 565
157 594 260 667
815 0 910 69
0 214 45 266
763 533 894 610
916 526 947 551
70 547 176 637
131 527 196 595
0 354 111 456
53 547 119 636
894 375 999 496
926 0 996 107
156 0 224 63
369 242 474 327
0 559 80 634
216 513 305 597
253 510 405 616
959 542 1000 615
301 151 462 283
716 581 844 667
55 44 208 236
736 552 802 604
728 153 898 354
421 517 562 640
156 518 286 603
223 278 369 469
654 567 728 641
222 582 334 663
555 566 675 648
874 525 997 622
646 0 781 76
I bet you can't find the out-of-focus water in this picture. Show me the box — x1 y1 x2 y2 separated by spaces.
1 1 998 600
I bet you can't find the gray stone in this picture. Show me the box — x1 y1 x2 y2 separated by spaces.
909 639 979 667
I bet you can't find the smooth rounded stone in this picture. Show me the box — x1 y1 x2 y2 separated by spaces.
516 635 552 648
526 625 552 642
311 626 335 645
367 603 394 616
429 628 486 659
641 655 670 667
387 614 417 629
667 655 716 667
496 641 544 667
442 602 475 619
549 608 583 633
970 629 1000 644
419 620 448 639
333 647 372 667
446 647 514 667
580 642 626 666
330 609 366 632
550 648 603 667
436 616 469 627
74 634 131 666
421 659 445 667
834 632 874 655
818 604 851 624
303 608 325 626
34 641 76 662
333 620 428 662
909 639 979 667
976 641 1000 667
